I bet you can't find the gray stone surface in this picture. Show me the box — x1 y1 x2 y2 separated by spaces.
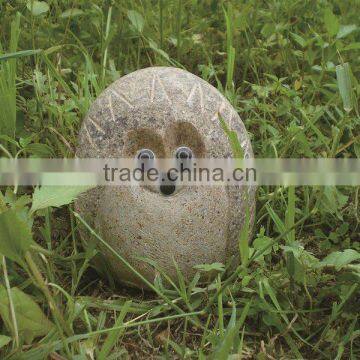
75 66 256 288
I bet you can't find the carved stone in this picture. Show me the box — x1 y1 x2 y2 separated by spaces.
76 67 256 288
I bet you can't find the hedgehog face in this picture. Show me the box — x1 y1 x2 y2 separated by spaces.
121 121 205 196
76 67 255 288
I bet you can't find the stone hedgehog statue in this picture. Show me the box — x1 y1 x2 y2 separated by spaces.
76 67 256 288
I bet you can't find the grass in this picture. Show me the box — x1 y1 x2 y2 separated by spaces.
0 0 359 358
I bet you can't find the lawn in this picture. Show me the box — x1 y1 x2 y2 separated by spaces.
0 0 359 359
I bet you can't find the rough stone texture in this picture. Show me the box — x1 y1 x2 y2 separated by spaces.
75 66 256 288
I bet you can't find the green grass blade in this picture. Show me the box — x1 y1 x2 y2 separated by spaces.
285 186 296 243
336 62 353 113
0 12 21 141
98 300 132 360
0 49 42 61
238 205 250 267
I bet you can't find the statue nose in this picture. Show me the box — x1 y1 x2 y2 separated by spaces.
159 170 177 196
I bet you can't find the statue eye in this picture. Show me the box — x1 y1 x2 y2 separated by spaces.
175 146 193 160
136 149 155 160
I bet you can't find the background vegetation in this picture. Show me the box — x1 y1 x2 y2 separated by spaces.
0 0 359 358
